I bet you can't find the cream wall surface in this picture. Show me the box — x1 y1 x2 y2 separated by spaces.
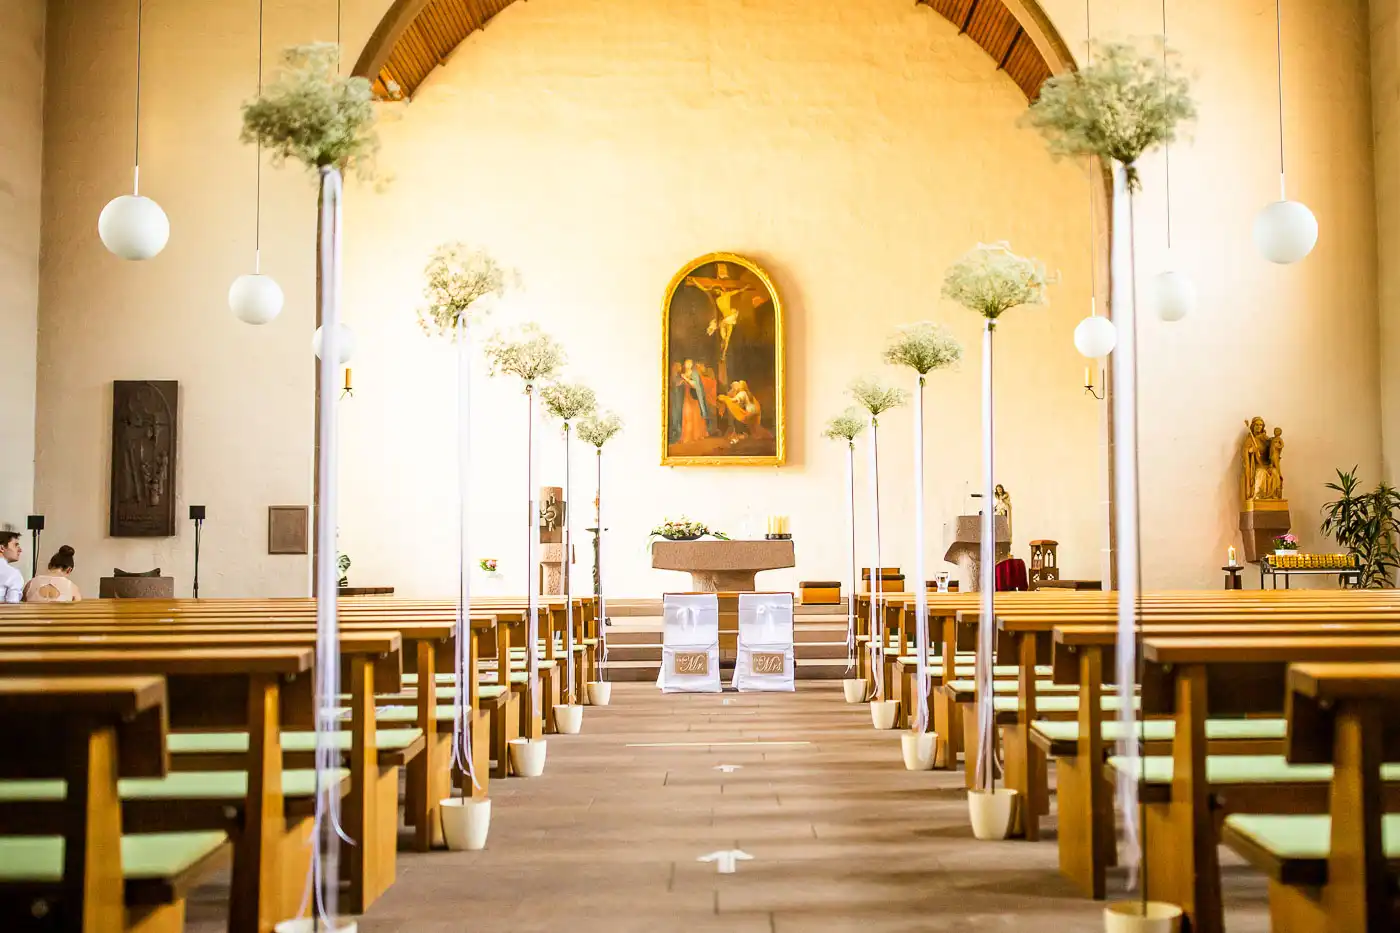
1 0 44 536
27 0 1382 597
1372 0 1400 488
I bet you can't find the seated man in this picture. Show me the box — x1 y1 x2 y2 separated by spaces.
0 531 22 603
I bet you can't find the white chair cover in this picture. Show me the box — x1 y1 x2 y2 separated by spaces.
732 592 795 692
658 593 721 693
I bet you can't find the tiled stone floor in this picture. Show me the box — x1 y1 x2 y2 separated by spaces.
188 683 1271 931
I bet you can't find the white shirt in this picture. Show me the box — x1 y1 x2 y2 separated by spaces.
0 562 23 604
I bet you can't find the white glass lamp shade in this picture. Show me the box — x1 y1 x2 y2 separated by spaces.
228 273 285 325
312 323 356 364
1253 199 1318 264
98 194 170 260
1073 314 1117 359
1150 270 1197 323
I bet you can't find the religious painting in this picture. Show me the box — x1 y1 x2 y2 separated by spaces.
661 253 785 466
109 380 178 537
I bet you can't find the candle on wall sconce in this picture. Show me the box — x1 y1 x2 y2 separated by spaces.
1083 366 1104 401
1227 545 1237 567
341 366 354 399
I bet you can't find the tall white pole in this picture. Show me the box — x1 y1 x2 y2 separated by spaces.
597 447 607 679
846 441 857 670
975 319 996 792
526 386 541 726
912 375 930 733
451 316 477 784
563 421 575 703
867 418 883 701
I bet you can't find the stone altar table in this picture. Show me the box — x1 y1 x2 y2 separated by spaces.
943 515 1009 593
651 539 796 592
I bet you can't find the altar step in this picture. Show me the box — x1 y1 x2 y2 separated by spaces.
595 616 856 681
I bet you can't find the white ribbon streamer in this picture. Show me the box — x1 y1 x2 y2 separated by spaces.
845 441 857 671
912 374 930 734
597 447 608 676
867 416 884 700
527 386 541 722
450 315 478 788
563 421 576 703
975 319 999 792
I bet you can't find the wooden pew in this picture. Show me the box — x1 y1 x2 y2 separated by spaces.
0 675 231 933
1222 662 1400 932
0 648 317 932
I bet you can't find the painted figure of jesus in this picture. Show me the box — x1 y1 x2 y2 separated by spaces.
685 262 755 383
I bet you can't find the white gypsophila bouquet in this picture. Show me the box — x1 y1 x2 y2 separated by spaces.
823 409 867 443
578 411 623 448
884 322 963 375
484 323 565 385
849 377 909 419
419 243 517 338
941 242 1048 321
240 43 378 177
1023 40 1195 190
541 382 598 423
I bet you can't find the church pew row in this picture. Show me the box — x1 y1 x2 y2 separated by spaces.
0 675 233 933
1222 662 1400 932
0 648 327 931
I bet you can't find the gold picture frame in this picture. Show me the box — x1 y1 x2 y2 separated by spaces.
661 252 785 466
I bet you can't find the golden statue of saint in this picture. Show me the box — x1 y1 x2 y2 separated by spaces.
1242 417 1285 501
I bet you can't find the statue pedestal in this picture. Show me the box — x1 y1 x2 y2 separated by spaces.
1239 499 1290 563
540 543 565 595
943 514 1010 593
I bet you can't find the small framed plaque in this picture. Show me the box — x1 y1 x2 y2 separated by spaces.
268 506 310 555
751 652 786 675
673 652 709 676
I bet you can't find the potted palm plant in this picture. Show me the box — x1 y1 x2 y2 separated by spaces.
1026 38 1194 928
541 382 598 734
1321 467 1400 588
417 241 512 849
849 377 907 730
485 324 565 777
884 322 962 769
241 42 378 924
942 242 1047 837
578 410 623 705
823 409 867 705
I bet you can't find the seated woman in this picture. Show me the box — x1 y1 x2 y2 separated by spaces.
23 545 82 602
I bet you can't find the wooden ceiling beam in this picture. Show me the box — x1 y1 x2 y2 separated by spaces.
353 0 434 87
998 24 1022 70
960 0 981 34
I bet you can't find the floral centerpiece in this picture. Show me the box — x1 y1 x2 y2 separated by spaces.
824 409 867 685
578 410 623 695
1273 534 1300 553
650 519 729 543
479 558 498 573
418 243 515 338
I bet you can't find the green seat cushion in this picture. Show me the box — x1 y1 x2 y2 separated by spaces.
479 685 508 700
0 831 229 883
1224 813 1400 884
946 679 1078 695
1032 718 1287 746
168 729 422 755
1109 754 1400 785
0 769 346 803
402 673 458 686
582 638 598 646
376 704 454 724
993 694 1136 713
898 658 1049 677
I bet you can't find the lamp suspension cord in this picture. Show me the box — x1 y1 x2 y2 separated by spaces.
133 0 143 190
255 0 264 267
1086 0 1097 314
1161 0 1173 248
1274 0 1286 199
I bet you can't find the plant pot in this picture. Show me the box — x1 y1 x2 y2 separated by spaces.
507 737 547 777
842 679 866 704
554 704 583 735
967 788 1019 840
869 699 898 730
900 730 938 771
586 681 612 706
439 797 491 851
274 920 357 933
1103 902 1183 933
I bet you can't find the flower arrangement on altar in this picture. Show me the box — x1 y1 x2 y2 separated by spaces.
541 383 598 423
578 411 623 448
240 43 379 177
883 322 963 374
1022 40 1195 190
479 558 498 573
650 518 729 543
1273 533 1300 552
484 323 566 385
419 243 516 338
941 243 1048 320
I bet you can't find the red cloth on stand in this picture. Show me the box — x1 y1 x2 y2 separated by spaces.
995 558 1028 592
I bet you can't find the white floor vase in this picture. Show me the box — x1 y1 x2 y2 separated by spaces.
508 737 548 777
439 797 491 851
1103 902 1183 933
554 704 584 734
869 699 898 730
967 788 1019 840
587 681 612 706
842 679 866 704
900 730 938 771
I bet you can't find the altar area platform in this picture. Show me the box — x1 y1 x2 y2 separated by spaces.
599 599 851 681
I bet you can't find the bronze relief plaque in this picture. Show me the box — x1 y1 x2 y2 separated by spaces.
110 380 178 537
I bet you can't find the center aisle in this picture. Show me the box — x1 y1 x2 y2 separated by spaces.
200 683 1273 932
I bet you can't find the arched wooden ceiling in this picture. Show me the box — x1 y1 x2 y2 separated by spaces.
355 0 1055 102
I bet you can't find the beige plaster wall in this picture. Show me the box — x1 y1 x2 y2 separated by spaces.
1 0 44 536
29 0 1383 597
1372 0 1400 489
